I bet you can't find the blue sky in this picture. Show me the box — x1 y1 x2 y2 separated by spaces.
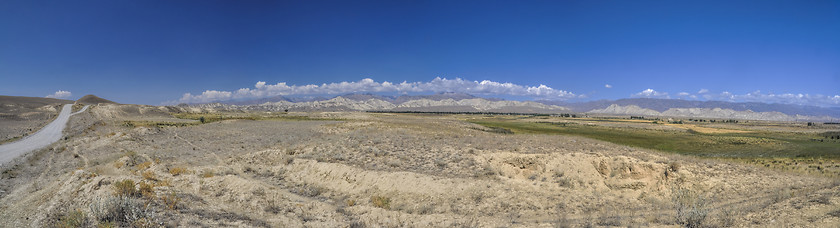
1 1 838 106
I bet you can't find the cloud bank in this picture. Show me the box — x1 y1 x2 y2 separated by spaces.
632 89 670 99
171 78 578 104
46 90 72 99
633 89 840 107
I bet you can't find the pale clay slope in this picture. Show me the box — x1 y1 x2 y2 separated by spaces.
0 104 838 227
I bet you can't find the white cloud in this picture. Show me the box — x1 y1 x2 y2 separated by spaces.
45 90 72 99
631 89 670 99
169 77 578 104
713 90 840 106
675 89 840 107
604 84 612 88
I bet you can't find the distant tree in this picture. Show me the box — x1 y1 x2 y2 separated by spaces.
199 116 206 124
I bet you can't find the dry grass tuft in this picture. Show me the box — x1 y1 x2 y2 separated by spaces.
200 170 215 178
155 179 172 187
135 161 152 171
141 170 156 181
371 196 391 209
138 182 155 199
168 167 189 176
161 191 180 210
112 180 139 197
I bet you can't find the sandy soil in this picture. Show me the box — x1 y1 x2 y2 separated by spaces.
0 105 838 227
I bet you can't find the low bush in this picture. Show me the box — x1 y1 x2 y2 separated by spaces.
55 209 89 228
89 196 157 227
673 187 709 228
112 180 139 197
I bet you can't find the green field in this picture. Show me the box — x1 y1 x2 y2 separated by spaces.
469 118 840 159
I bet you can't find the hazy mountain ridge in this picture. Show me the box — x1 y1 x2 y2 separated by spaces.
546 98 840 119
588 104 838 122
182 95 840 121
185 93 566 113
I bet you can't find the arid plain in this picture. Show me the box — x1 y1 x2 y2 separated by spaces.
1 101 839 228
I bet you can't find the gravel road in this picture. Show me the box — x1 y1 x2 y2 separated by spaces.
0 104 88 165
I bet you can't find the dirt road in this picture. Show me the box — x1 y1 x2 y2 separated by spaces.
0 104 87 165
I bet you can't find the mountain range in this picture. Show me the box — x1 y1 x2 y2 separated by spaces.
181 93 840 121
184 92 566 114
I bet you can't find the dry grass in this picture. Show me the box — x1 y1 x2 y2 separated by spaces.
152 178 171 187
200 170 215 178
371 196 391 209
141 170 156 181
112 180 139 197
160 191 180 210
135 161 152 171
168 167 189 176
138 182 155 199
55 209 89 228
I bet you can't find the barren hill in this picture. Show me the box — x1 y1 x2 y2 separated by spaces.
76 94 118 105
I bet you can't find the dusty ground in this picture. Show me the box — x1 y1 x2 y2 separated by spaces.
1 104 839 227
